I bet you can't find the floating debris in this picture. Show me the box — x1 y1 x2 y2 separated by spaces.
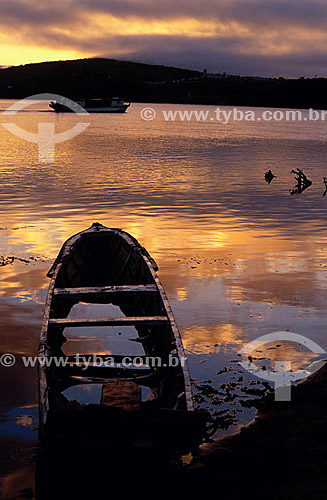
182 255 232 269
192 372 273 438
264 169 276 184
13 226 35 230
290 168 312 195
0 256 15 266
0 254 51 267
323 177 327 197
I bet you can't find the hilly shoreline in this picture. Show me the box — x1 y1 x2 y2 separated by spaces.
0 57 327 110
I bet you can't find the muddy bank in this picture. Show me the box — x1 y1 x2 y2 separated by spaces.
6 367 327 499
186 364 327 498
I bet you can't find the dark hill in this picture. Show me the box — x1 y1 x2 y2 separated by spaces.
0 57 327 109
0 58 200 101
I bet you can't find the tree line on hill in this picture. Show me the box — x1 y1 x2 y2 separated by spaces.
0 58 326 109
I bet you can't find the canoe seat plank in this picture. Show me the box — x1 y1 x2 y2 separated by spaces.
54 284 158 299
49 316 169 327
57 373 157 393
66 354 158 363
64 364 152 378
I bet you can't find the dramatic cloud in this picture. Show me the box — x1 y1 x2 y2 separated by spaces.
1 0 326 76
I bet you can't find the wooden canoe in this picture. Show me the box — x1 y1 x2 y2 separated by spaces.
38 223 202 453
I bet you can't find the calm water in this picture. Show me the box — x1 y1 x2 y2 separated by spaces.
1 100 327 497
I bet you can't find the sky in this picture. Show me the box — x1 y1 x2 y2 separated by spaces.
0 0 326 77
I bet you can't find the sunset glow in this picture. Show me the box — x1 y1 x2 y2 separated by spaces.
1 0 326 75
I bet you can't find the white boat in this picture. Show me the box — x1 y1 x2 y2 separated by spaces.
49 97 130 113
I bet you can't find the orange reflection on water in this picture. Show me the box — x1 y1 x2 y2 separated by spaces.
248 342 322 372
182 323 244 354
2 103 327 491
1 465 35 500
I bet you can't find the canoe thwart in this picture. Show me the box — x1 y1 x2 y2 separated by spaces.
54 284 158 298
49 316 169 328
64 364 152 378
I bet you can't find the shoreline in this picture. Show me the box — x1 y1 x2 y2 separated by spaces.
185 362 327 497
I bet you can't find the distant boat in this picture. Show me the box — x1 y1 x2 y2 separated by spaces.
49 97 130 113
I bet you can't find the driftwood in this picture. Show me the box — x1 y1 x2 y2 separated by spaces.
264 169 276 184
290 168 312 194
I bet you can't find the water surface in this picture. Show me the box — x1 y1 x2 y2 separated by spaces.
1 101 327 497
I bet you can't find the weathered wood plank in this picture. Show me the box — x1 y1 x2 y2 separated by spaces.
65 364 151 378
54 284 157 298
49 316 169 327
66 354 160 363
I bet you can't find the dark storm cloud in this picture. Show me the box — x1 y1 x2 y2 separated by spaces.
14 28 325 77
113 36 327 76
78 0 327 28
2 0 327 28
124 45 327 77
0 1 72 25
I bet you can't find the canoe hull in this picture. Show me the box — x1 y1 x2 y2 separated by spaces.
38 223 199 453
